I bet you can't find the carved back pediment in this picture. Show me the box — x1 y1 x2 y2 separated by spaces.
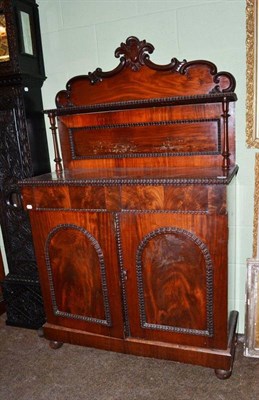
55 36 236 109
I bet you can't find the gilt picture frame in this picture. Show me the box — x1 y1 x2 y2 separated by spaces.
246 0 259 147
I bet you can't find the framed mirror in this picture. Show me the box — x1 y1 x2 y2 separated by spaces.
246 0 259 147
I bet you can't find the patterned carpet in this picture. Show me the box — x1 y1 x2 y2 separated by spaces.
0 313 258 400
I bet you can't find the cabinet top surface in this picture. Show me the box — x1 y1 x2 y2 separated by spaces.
20 165 238 187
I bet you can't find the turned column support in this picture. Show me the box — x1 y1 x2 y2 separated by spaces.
48 112 63 174
221 97 230 170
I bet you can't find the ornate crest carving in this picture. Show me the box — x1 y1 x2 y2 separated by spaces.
114 36 154 71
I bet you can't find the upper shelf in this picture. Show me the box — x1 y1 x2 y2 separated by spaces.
44 92 237 117
44 36 237 172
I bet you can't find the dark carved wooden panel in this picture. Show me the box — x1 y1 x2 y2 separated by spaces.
2 279 45 329
0 0 50 328
0 91 32 179
0 92 37 276
46 224 111 325
0 87 47 328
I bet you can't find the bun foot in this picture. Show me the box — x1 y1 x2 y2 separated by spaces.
49 340 63 349
37 327 44 338
214 368 232 380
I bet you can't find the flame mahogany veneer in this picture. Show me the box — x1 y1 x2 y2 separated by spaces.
20 37 238 379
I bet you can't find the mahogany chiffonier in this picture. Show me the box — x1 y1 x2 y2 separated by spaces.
19 37 239 379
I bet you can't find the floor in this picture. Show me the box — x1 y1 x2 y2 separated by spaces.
0 313 258 400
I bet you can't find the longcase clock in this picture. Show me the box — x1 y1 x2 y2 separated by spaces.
0 0 50 328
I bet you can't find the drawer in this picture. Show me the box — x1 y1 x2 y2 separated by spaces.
21 185 120 211
121 185 226 213
21 183 226 214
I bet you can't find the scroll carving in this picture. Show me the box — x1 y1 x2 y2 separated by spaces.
212 71 236 93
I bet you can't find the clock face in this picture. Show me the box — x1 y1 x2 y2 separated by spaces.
0 14 10 62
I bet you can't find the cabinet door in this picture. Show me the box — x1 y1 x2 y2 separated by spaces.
29 210 124 338
120 213 228 349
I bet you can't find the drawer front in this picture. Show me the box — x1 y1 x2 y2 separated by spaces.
21 185 121 211
121 185 226 213
21 184 226 214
